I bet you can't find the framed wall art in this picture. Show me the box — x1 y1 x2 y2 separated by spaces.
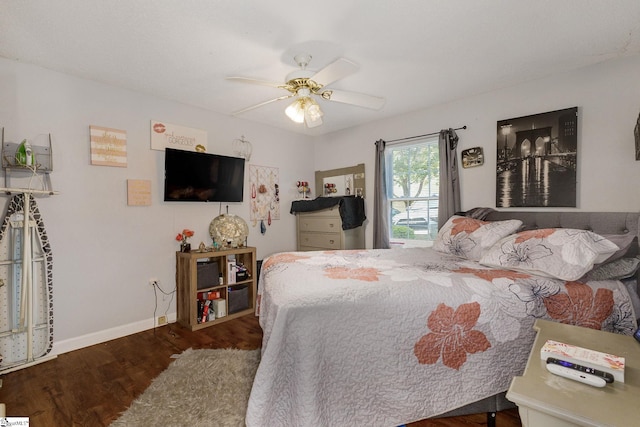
461 147 484 168
89 125 127 167
496 107 578 208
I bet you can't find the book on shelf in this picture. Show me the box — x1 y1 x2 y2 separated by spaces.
540 339 625 382
227 261 237 284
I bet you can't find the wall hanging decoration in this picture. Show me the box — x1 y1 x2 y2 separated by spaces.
150 120 207 152
461 147 484 168
232 135 253 161
249 165 280 234
89 125 127 167
496 107 577 208
126 179 152 206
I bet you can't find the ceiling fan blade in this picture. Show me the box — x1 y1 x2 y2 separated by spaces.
310 58 358 87
226 76 287 89
232 94 294 115
320 89 385 110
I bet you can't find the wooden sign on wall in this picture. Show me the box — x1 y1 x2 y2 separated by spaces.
127 179 152 206
90 125 127 167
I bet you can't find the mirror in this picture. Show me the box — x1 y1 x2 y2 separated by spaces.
315 163 365 198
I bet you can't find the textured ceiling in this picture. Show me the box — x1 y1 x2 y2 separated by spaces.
2 1 640 136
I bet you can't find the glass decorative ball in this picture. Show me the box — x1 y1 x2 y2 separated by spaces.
209 214 248 248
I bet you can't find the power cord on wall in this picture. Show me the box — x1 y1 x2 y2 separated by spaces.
151 280 176 337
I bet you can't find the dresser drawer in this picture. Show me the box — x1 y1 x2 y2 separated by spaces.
298 216 341 233
298 232 342 250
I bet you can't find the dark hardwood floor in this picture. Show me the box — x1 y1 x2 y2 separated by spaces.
0 314 521 426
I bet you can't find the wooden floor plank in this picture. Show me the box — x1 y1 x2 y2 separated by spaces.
0 314 521 426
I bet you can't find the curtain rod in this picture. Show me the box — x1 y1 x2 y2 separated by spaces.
384 125 467 145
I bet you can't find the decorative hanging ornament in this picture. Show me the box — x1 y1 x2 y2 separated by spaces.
232 135 253 161
268 210 271 226
260 220 267 235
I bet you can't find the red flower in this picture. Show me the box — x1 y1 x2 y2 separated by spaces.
176 229 194 244
414 302 491 370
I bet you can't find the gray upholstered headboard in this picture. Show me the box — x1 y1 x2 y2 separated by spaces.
483 211 640 243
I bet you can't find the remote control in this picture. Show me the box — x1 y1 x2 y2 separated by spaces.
546 357 614 384
546 363 607 387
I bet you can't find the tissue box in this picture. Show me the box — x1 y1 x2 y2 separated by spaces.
212 298 226 318
540 339 625 382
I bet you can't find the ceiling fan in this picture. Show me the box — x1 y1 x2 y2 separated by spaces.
227 54 385 128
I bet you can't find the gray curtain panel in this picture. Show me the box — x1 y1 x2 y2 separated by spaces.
373 139 390 249
437 129 461 229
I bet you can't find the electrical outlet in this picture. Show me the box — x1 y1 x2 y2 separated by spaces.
149 278 158 287
157 315 167 326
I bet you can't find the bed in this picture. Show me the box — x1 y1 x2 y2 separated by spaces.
246 211 640 427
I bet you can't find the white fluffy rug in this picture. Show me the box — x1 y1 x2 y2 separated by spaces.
111 348 260 427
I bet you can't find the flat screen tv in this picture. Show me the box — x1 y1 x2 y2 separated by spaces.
164 148 245 202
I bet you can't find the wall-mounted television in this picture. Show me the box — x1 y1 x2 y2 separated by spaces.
164 148 245 202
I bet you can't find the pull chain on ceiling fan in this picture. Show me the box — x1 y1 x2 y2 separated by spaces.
227 53 385 128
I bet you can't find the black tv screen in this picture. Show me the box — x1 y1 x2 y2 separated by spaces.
164 148 245 202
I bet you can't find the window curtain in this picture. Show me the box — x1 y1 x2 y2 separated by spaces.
373 139 390 249
437 128 461 229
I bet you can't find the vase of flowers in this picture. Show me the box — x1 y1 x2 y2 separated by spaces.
176 229 194 252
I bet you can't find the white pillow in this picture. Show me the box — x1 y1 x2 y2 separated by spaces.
480 228 619 281
432 215 522 261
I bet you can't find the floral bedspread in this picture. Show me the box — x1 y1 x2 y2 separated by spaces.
246 248 637 427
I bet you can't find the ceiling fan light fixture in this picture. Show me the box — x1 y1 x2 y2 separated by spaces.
285 99 305 123
305 100 323 121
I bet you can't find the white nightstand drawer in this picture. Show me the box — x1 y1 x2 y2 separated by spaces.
298 217 341 233
299 232 342 249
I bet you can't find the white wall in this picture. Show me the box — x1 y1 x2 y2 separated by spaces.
3 54 640 356
314 55 640 247
0 58 315 354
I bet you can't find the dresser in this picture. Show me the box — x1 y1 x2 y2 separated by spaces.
296 205 365 251
506 319 640 427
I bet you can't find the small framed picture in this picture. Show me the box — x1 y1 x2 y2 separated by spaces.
461 147 484 168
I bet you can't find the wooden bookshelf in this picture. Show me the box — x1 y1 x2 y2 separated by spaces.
176 246 257 331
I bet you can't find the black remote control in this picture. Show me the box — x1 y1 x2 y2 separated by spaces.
546 357 614 383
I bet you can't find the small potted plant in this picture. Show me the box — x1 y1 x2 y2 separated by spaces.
176 229 194 252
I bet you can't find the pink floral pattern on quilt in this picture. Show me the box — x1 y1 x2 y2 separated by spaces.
324 266 381 281
543 281 613 329
262 252 310 269
414 302 491 370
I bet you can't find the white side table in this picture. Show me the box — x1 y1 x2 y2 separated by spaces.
506 319 640 427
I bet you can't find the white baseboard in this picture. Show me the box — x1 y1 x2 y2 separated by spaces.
52 313 177 356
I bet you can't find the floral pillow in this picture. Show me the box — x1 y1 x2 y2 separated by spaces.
479 228 620 281
432 215 523 261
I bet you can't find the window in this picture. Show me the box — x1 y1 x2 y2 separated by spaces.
386 136 439 247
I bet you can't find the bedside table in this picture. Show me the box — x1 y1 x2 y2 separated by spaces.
506 319 640 427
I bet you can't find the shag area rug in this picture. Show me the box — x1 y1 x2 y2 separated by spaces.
111 348 261 427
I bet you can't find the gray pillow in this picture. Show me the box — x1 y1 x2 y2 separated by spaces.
599 234 638 264
586 257 640 281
